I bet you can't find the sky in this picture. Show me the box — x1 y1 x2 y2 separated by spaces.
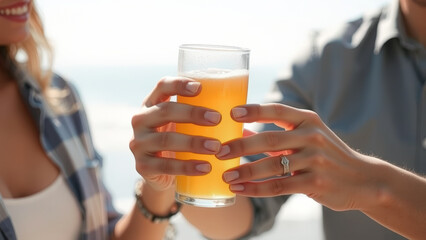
36 0 391 68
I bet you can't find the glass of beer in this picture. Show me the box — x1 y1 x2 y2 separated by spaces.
175 44 250 208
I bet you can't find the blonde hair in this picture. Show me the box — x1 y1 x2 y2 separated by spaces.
4 2 53 91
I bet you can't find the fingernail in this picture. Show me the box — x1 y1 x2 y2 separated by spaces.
204 140 221 152
195 163 211 173
223 171 239 182
232 107 247 118
204 111 221 124
186 82 200 94
230 184 245 191
216 145 230 158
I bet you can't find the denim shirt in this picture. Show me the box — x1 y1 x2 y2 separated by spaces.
244 0 425 239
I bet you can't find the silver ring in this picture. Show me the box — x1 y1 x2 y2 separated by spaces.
280 155 290 176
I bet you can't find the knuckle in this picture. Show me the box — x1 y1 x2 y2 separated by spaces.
156 77 169 89
159 132 172 148
225 139 245 157
188 136 196 150
303 109 318 119
272 103 285 116
180 162 191 175
273 157 284 174
135 159 149 175
308 129 327 146
158 159 173 174
131 113 144 129
311 175 326 189
244 165 255 179
189 105 199 121
251 104 262 117
312 152 328 167
189 136 198 150
129 138 138 153
235 139 247 155
158 102 171 119
264 132 281 149
304 110 322 124
174 78 187 93
249 184 259 196
270 180 284 196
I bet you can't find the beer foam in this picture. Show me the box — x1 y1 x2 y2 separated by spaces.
180 68 249 79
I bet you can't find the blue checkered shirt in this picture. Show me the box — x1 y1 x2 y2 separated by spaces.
0 66 122 240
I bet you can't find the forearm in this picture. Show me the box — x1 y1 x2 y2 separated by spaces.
361 158 426 240
182 196 254 240
111 182 176 240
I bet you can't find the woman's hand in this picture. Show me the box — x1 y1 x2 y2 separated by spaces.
129 77 222 191
218 103 383 212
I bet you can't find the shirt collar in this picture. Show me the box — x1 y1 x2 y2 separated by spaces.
375 0 401 53
375 0 425 52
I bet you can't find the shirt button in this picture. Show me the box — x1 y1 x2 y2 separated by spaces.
423 138 426 149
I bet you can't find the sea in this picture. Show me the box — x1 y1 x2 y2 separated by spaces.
56 64 324 240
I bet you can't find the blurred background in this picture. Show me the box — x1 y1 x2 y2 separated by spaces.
36 0 390 239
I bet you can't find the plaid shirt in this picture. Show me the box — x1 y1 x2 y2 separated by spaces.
0 66 122 240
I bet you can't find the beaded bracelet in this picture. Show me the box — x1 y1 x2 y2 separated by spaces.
134 180 182 223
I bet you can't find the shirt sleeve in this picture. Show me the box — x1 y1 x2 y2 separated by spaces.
238 195 290 239
101 177 123 236
58 75 123 236
265 32 320 110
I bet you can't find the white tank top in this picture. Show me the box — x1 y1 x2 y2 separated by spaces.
3 175 82 240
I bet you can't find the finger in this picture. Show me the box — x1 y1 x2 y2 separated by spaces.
131 132 222 155
223 153 309 184
243 128 292 157
136 155 212 176
228 173 315 197
144 77 201 107
243 129 290 157
231 104 323 130
232 104 347 151
132 102 221 133
216 129 309 159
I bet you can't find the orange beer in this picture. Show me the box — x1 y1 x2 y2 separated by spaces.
176 69 248 205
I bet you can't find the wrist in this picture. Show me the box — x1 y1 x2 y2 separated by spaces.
358 156 395 212
135 179 181 223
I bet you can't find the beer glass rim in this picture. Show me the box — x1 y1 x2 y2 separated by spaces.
179 44 250 53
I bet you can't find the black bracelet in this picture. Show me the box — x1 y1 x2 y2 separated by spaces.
134 180 182 223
